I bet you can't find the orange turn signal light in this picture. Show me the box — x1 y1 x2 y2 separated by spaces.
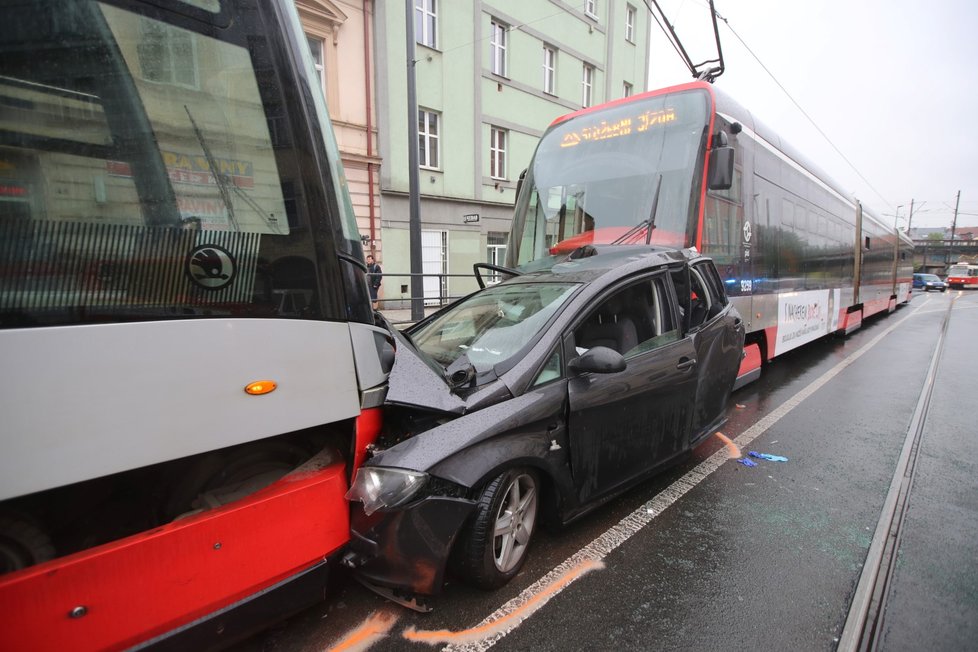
244 380 277 395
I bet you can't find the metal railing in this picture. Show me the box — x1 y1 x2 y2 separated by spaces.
373 270 484 325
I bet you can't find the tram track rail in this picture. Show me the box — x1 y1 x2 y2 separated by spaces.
838 294 957 651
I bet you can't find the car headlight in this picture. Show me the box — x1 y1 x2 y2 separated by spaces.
346 467 429 515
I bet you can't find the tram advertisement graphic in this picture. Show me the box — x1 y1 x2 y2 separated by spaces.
775 289 841 356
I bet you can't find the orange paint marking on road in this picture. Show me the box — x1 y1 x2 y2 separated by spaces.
714 431 741 459
327 610 399 652
402 559 605 646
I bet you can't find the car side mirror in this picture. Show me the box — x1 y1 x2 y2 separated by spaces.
708 146 734 190
568 346 626 375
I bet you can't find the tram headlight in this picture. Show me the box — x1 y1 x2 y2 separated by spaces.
346 467 428 515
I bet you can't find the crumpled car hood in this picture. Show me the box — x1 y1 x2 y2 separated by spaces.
384 328 467 414
384 327 516 416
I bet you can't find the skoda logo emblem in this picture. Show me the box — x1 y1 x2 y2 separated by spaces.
743 220 752 243
187 244 236 291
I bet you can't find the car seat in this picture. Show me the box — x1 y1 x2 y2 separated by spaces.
577 298 638 355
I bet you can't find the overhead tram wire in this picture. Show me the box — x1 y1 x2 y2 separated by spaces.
714 12 893 211
644 0 698 78
647 0 895 213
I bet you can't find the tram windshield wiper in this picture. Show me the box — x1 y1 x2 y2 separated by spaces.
185 105 239 232
611 174 662 245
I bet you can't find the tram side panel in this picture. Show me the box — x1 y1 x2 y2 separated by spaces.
710 119 860 364
859 216 899 317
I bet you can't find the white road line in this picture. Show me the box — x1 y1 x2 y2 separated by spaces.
444 300 932 652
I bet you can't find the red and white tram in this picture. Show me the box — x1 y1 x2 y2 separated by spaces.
0 0 392 649
946 262 978 288
506 80 913 386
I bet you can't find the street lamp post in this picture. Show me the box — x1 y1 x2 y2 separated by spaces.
947 190 961 268
405 0 424 321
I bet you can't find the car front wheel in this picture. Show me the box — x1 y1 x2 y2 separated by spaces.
452 467 539 590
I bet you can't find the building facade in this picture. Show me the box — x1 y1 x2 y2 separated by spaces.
297 0 382 256
374 0 650 307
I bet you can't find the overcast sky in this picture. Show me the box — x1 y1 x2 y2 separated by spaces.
646 0 978 230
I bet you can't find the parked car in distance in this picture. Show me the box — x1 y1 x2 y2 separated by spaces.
913 273 947 292
344 245 745 608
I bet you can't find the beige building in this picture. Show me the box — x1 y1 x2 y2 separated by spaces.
297 0 382 259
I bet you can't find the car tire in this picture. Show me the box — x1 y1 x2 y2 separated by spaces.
452 467 540 590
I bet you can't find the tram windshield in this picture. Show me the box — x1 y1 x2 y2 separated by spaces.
508 88 711 269
0 0 362 328
947 264 977 277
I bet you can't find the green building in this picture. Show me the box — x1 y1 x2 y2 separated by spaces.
374 0 650 307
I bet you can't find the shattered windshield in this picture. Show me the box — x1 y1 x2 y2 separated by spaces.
509 88 711 268
409 282 579 374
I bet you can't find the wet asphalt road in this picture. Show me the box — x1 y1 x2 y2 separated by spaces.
237 290 978 652
872 291 978 652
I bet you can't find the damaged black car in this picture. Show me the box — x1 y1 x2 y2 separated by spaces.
344 245 744 608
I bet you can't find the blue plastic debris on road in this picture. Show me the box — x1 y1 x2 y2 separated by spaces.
738 458 758 467
748 451 789 462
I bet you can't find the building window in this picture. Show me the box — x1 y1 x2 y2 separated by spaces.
415 0 437 48
418 109 440 169
543 46 556 94
585 0 597 19
490 20 507 77
623 81 633 97
625 5 636 42
487 232 508 283
306 35 326 94
422 229 449 306
490 126 507 180
137 18 197 87
582 64 594 107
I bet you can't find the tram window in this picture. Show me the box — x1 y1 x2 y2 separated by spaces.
795 205 807 232
865 236 871 250
702 192 740 265
707 164 742 204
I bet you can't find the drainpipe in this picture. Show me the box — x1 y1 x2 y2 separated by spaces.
363 0 377 255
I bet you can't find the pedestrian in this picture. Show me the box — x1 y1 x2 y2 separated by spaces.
366 254 382 310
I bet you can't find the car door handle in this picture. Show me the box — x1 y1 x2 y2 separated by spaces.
677 357 697 371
